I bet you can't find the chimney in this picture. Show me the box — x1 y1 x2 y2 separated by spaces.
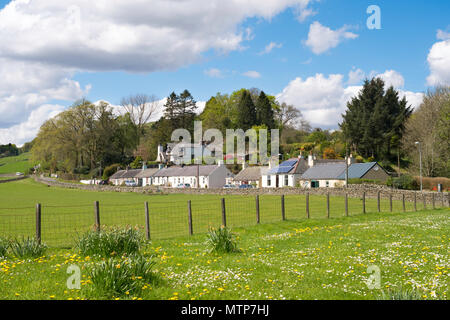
347 154 354 166
158 164 164 170
308 153 314 167
218 160 224 167
242 161 247 170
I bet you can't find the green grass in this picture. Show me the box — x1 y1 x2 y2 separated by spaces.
0 209 448 300
0 179 441 248
0 153 32 175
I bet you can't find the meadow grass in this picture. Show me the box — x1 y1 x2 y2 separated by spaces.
0 208 448 300
0 179 439 247
0 153 32 175
0 179 441 248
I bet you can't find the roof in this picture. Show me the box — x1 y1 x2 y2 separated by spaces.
233 166 269 181
267 158 309 175
337 162 378 179
301 163 347 180
135 168 160 178
110 169 142 179
153 165 230 177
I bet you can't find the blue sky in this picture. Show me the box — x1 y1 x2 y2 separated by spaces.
0 0 449 145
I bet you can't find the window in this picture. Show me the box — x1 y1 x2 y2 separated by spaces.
267 175 271 186
285 175 289 186
326 181 329 188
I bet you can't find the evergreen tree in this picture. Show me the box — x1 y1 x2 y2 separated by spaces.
236 90 257 131
255 91 275 129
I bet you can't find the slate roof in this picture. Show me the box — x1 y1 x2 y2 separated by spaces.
135 168 161 178
109 169 141 180
267 158 309 175
234 166 269 181
336 162 378 179
153 165 226 177
301 163 347 180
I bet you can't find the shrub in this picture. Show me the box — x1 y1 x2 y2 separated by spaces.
377 286 424 300
206 226 241 254
0 237 10 257
76 227 143 257
387 175 419 190
88 255 158 298
9 237 47 258
102 164 121 180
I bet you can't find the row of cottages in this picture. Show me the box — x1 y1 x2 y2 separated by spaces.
232 154 389 188
109 163 234 189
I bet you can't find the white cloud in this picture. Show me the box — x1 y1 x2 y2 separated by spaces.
305 21 358 55
243 71 262 78
277 71 423 128
437 29 450 40
204 68 223 78
375 70 405 88
259 42 283 55
0 104 66 145
0 0 313 145
348 68 365 85
426 35 450 86
0 0 317 73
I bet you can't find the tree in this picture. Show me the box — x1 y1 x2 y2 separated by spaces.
402 86 450 177
340 78 412 161
120 94 159 145
236 90 257 131
255 91 275 129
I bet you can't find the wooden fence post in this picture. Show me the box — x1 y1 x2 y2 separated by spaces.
35 203 41 244
326 193 330 219
221 198 227 227
345 193 348 217
414 192 417 212
306 193 310 219
432 193 435 210
256 195 260 224
94 201 100 232
145 201 150 240
402 194 406 212
187 200 193 236
389 193 393 212
377 191 381 212
281 195 286 221
362 192 366 214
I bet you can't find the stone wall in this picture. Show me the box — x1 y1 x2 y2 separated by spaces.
33 176 450 206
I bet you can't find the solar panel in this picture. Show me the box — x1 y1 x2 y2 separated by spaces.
279 160 297 167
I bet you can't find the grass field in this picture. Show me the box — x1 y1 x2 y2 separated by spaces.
0 179 440 247
0 208 448 300
0 153 32 175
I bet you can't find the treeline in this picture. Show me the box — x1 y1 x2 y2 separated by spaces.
29 80 449 179
0 142 34 158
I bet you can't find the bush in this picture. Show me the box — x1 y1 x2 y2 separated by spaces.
88 255 158 298
102 164 121 180
377 287 424 300
76 227 143 257
0 237 10 257
387 175 419 190
9 237 47 258
206 226 241 254
73 166 90 175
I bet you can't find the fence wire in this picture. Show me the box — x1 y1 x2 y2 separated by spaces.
0 191 448 248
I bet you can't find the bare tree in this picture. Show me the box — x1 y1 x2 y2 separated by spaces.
276 102 310 131
120 94 160 135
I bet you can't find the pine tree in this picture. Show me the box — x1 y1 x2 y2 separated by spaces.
255 91 275 129
236 90 257 131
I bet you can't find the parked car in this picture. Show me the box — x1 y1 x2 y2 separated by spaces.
15 172 24 176
223 184 237 189
99 180 108 185
176 183 191 188
125 180 138 187
239 184 254 189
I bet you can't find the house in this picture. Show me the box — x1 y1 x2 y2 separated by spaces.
156 142 217 164
299 161 389 188
109 168 142 186
152 163 234 188
135 167 161 187
261 156 309 188
232 164 270 188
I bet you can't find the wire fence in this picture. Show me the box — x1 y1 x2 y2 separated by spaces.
0 191 448 248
